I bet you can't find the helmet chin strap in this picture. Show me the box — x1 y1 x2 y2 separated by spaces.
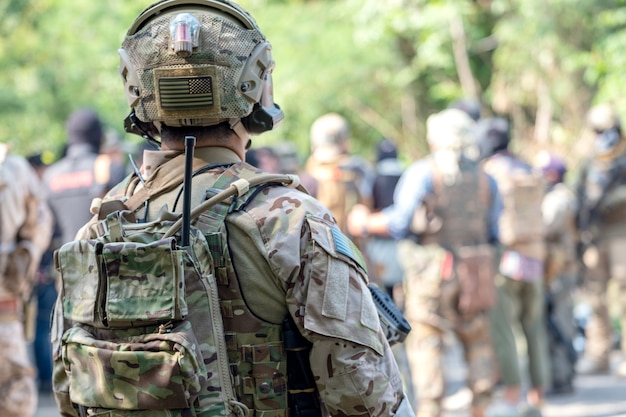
229 118 252 149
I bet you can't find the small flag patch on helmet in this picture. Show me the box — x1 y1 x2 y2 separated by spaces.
159 76 215 110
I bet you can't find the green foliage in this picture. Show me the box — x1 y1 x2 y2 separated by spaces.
1 0 625 171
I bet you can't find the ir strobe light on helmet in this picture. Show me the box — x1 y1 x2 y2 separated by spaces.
170 13 200 57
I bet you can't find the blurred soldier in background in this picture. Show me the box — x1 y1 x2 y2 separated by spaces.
366 138 405 299
304 113 375 237
27 154 63 394
349 109 501 417
575 103 626 377
0 144 52 417
477 117 550 417
43 108 127 245
535 151 578 394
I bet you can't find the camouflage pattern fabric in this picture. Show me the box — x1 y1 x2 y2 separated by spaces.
0 321 37 417
399 240 496 416
52 148 409 417
0 146 52 417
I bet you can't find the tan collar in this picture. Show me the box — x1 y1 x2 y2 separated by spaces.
141 146 242 179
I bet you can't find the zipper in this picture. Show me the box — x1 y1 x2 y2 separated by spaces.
203 270 249 417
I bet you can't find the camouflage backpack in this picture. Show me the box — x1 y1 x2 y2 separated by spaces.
483 157 545 248
55 162 300 417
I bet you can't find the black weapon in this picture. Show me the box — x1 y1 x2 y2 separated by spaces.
181 136 196 247
368 284 411 345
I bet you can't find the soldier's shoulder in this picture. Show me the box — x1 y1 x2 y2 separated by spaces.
246 183 332 220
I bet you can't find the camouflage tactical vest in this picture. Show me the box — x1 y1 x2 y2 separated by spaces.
419 159 491 249
483 154 545 259
55 164 307 417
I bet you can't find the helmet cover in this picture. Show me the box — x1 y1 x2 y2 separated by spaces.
309 113 350 161
119 0 282 135
426 108 476 151
587 103 621 132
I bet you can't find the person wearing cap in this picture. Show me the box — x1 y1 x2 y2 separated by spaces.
534 151 578 395
42 108 126 245
349 108 502 417
304 113 375 237
574 103 626 376
50 1 413 417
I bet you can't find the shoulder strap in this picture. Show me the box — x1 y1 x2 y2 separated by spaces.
164 167 302 238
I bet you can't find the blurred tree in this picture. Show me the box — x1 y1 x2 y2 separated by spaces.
0 0 625 173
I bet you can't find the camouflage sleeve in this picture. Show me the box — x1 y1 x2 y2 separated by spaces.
289 215 407 416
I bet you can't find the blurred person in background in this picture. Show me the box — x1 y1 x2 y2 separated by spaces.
477 117 550 417
349 109 501 417
43 108 127 245
0 144 52 417
535 151 579 395
366 137 405 300
574 103 626 377
26 153 63 395
304 112 375 237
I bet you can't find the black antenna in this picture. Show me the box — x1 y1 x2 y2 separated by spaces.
181 136 196 247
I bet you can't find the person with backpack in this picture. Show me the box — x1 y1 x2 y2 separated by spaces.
0 144 53 417
574 103 626 377
348 108 502 417
476 117 550 417
50 1 412 417
304 112 375 236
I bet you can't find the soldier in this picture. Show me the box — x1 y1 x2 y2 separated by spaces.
43 108 127 245
50 1 412 417
348 109 502 417
304 112 375 237
534 151 578 394
366 138 405 298
575 103 626 377
477 117 550 417
0 144 52 417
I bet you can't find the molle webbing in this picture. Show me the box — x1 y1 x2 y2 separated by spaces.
420 162 490 248
195 165 292 416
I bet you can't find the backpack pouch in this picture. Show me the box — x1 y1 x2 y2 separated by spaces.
57 239 104 326
62 320 206 411
102 238 188 327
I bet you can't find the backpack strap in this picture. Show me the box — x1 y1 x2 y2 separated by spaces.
164 164 302 238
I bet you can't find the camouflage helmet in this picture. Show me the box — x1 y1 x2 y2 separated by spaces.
309 113 350 161
426 108 476 151
119 0 283 140
586 103 621 132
